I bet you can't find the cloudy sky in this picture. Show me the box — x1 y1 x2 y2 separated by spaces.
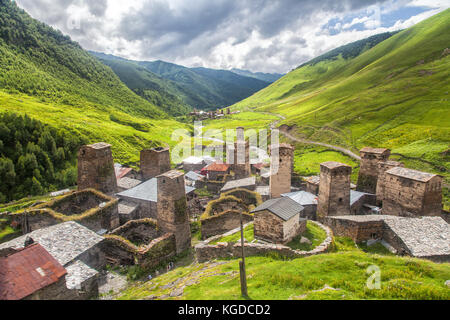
15 0 450 73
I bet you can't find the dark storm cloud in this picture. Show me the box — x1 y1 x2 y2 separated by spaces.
15 0 436 73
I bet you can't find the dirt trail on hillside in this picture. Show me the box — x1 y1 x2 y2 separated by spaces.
263 112 362 161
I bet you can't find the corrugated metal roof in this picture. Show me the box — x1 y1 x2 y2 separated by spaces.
0 244 67 300
282 191 318 206
252 197 304 221
350 190 371 206
185 171 205 181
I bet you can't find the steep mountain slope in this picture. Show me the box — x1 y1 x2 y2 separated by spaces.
89 52 191 117
139 60 271 110
0 1 188 202
230 68 284 83
231 9 450 187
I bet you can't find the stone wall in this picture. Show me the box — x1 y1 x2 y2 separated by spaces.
16 190 119 234
195 221 333 263
103 232 176 269
77 143 117 195
201 210 253 240
324 217 384 242
351 194 377 215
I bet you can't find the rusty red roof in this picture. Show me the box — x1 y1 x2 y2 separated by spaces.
0 244 67 300
115 164 133 179
202 162 231 172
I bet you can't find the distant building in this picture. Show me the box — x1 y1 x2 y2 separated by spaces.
184 171 206 187
200 162 231 181
252 197 306 244
304 176 320 195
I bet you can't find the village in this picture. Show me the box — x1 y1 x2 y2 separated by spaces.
0 127 448 300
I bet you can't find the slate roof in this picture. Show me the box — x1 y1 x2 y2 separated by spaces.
0 222 104 267
386 167 440 183
185 171 205 181
304 176 320 185
282 191 318 206
251 197 304 221
221 177 256 192
117 177 142 190
360 147 390 154
0 244 67 300
117 177 194 202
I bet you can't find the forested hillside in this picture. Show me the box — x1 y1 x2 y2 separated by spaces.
0 113 86 202
92 53 272 111
0 0 189 203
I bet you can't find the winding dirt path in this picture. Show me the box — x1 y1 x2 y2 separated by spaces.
263 112 362 161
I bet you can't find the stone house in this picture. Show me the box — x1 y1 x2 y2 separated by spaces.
375 160 404 206
0 222 105 299
200 162 231 181
252 197 306 244
382 167 443 217
324 215 450 262
0 243 68 300
304 176 320 195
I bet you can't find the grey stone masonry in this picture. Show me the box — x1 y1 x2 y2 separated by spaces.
157 170 191 254
317 162 352 220
77 143 117 195
140 147 171 180
270 143 294 199
357 147 390 194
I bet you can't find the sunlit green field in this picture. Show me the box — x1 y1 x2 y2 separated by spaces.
0 90 190 165
117 236 450 300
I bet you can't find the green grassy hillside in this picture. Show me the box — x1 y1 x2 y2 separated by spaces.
117 238 450 300
230 9 450 201
0 1 189 203
140 60 272 110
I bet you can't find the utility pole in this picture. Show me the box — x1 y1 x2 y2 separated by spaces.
239 211 248 297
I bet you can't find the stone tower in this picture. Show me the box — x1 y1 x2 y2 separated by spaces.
376 160 404 206
357 147 391 194
269 143 294 198
232 127 250 179
77 142 117 194
140 147 171 180
317 161 352 220
156 170 191 254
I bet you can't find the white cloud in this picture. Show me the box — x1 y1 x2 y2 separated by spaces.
14 0 450 73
